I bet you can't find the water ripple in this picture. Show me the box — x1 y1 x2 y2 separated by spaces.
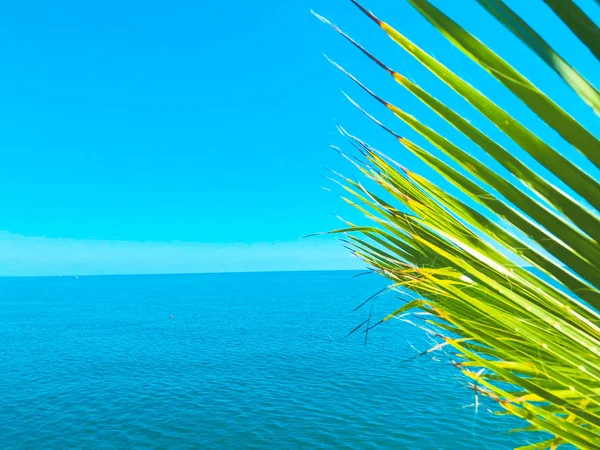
0 272 530 448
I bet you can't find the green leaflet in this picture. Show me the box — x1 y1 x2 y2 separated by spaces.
543 0 600 62
476 0 600 115
402 137 600 290
348 0 600 210
407 0 600 168
318 1 600 446
402 167 600 312
314 11 600 240
338 75 600 288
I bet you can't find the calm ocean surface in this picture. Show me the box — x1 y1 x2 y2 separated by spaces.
1 271 531 449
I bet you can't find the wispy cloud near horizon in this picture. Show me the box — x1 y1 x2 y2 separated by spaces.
0 232 362 277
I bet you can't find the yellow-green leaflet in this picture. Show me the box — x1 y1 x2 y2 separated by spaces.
316 1 600 447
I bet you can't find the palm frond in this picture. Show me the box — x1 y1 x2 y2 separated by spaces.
318 1 600 447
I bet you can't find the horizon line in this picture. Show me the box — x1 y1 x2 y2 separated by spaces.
0 268 369 280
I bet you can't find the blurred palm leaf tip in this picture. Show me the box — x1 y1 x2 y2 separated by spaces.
314 0 600 448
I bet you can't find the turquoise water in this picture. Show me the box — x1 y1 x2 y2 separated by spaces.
1 271 530 449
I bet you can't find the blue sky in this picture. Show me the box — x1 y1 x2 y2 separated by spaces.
0 0 598 276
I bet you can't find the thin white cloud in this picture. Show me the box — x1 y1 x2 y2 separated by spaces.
0 231 362 276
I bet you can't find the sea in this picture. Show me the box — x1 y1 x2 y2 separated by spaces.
0 271 532 449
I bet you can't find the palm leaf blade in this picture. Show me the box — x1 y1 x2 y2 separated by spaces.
476 0 600 115
318 1 600 447
407 0 600 168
